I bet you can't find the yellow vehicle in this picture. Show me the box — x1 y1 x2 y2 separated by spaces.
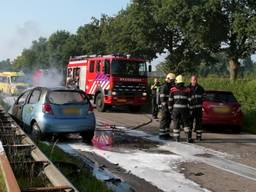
0 72 30 95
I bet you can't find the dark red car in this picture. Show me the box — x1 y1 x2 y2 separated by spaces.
202 90 243 132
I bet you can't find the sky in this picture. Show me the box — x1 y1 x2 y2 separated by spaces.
0 0 130 61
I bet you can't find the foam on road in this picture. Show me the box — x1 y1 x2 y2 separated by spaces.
59 126 256 192
59 142 209 192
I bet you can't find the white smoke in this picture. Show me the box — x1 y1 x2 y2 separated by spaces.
0 20 44 60
32 68 64 88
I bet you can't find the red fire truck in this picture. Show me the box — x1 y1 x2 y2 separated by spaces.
66 54 150 112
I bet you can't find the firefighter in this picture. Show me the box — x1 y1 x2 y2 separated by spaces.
151 78 161 119
188 75 204 141
169 75 192 142
74 68 80 89
66 68 75 88
159 73 176 139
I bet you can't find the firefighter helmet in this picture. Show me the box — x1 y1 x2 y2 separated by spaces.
166 73 176 81
175 75 184 84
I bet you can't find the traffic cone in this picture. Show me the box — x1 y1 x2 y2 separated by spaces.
92 124 113 148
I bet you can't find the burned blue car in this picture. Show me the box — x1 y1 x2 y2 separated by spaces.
9 86 96 141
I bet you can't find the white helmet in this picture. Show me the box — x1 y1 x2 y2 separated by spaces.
175 75 184 84
166 73 176 81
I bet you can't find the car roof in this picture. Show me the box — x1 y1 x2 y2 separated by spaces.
0 71 24 76
32 86 85 92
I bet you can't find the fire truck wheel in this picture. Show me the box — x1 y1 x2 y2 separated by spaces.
129 105 141 112
96 93 107 112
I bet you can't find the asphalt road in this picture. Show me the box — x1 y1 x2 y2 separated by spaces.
92 109 256 192
3 94 256 192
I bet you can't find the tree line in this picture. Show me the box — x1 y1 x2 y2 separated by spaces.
1 0 256 80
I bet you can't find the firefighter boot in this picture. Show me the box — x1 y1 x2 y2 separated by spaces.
173 129 180 142
184 127 193 143
188 131 193 143
196 130 203 141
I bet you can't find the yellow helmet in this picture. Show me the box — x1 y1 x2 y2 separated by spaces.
175 75 184 84
166 73 176 81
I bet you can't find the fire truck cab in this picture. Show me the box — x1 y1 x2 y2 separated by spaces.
66 54 149 112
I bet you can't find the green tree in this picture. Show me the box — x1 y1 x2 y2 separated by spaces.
12 37 48 72
200 52 229 77
239 56 256 77
220 0 256 80
76 17 107 55
0 59 12 71
13 49 36 72
47 30 74 69
31 37 49 69
117 0 227 74
155 0 227 74
103 1 162 60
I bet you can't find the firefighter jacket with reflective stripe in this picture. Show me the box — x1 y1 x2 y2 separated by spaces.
160 81 173 110
188 84 204 109
168 84 191 111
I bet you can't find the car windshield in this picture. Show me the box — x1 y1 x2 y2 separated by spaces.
48 91 88 105
11 76 26 83
111 59 147 77
204 92 237 103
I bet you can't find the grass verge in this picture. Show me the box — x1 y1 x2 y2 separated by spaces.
37 142 111 192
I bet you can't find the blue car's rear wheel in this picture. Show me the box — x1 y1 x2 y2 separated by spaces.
81 130 94 143
32 122 44 141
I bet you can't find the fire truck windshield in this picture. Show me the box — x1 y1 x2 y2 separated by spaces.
111 59 147 77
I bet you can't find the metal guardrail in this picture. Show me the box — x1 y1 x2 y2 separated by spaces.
0 106 78 192
0 143 20 192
